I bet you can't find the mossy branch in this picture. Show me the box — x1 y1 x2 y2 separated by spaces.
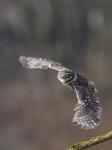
66 130 112 150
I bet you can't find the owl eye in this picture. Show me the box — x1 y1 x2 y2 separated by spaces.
65 74 71 78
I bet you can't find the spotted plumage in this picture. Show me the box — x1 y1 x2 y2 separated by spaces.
19 56 102 129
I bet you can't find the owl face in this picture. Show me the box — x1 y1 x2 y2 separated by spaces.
57 70 75 84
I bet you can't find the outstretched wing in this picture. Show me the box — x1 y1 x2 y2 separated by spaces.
72 74 102 129
19 56 102 129
19 56 68 71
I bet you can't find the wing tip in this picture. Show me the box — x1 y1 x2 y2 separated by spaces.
72 119 100 130
72 107 102 130
19 55 26 62
19 56 29 68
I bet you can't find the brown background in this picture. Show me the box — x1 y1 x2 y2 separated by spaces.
0 0 112 150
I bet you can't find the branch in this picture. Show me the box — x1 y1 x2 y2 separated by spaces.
66 130 112 150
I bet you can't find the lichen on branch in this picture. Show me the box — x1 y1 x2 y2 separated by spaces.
66 131 112 150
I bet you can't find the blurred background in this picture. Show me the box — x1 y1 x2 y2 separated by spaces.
0 0 112 150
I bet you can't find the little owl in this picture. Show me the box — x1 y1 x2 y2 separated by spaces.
19 56 102 130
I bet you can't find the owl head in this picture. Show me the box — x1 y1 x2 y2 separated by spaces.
57 70 75 84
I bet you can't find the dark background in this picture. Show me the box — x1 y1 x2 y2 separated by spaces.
0 0 112 150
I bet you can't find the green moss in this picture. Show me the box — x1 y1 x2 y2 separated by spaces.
66 131 112 150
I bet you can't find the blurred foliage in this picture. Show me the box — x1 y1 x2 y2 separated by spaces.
0 0 112 150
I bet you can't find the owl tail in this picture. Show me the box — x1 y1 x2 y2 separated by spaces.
72 106 102 129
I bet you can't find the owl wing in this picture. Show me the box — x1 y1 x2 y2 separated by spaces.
19 56 68 71
72 79 102 129
19 56 102 130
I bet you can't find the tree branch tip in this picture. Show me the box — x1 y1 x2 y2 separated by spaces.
66 130 112 150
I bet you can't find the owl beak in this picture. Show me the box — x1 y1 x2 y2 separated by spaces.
58 72 64 78
57 73 65 83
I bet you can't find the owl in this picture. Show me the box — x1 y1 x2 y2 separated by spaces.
19 56 102 130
